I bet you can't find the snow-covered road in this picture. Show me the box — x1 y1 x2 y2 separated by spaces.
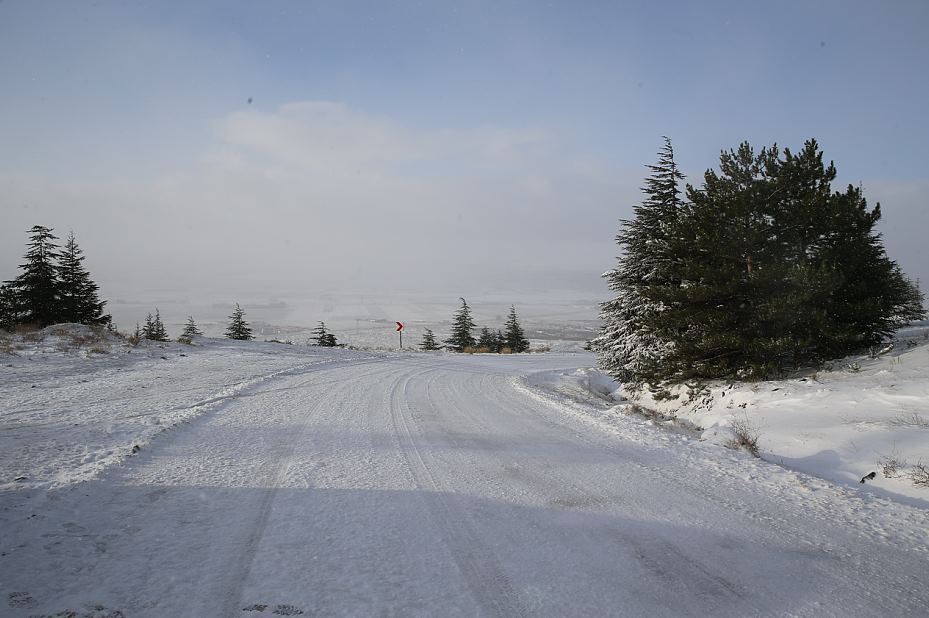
3 351 928 616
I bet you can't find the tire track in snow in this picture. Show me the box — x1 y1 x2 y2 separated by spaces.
386 362 529 618
423 368 765 614
1 356 390 430
217 361 381 617
413 365 905 615
506 373 929 615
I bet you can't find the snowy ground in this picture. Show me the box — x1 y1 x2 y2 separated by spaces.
0 325 373 491
2 327 928 616
527 321 929 508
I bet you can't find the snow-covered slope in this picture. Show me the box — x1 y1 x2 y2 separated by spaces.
526 323 929 507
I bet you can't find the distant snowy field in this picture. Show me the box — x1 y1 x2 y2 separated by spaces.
104 290 600 352
524 321 929 508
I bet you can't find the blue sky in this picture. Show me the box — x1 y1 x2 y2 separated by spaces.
2 0 927 298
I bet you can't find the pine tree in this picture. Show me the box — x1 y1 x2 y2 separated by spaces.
180 316 202 340
312 321 329 346
420 328 441 351
503 305 530 353
141 313 154 339
478 326 498 352
310 321 338 346
610 138 926 383
57 231 110 325
5 225 62 327
225 303 253 340
594 138 684 383
153 310 169 341
142 309 169 342
444 297 476 352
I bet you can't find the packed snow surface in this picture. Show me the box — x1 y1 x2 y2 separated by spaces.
531 322 929 508
2 329 928 616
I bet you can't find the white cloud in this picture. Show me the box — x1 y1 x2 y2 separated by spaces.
1 101 638 300
6 102 924 311
214 101 555 175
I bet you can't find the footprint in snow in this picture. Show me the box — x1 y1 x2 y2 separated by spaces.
242 603 304 615
28 603 125 618
8 591 37 608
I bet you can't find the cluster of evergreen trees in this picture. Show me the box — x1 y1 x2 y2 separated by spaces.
596 138 925 385
435 298 530 353
1 226 110 330
134 310 169 342
132 306 249 343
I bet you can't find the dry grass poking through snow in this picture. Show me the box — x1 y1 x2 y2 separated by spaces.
1 324 121 357
878 450 908 478
889 412 929 429
912 461 929 488
725 417 761 457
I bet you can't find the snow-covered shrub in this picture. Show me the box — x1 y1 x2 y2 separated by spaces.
911 461 929 488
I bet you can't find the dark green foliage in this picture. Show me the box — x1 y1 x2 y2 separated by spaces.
594 138 683 383
478 326 499 352
5 226 62 327
180 316 202 340
444 298 476 352
142 309 170 342
225 303 253 341
0 284 19 331
599 138 925 385
420 328 441 351
312 321 338 346
503 305 530 352
57 231 110 325
3 226 110 330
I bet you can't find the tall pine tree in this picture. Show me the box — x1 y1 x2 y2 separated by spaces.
604 138 925 384
444 297 476 352
6 226 62 327
57 231 110 325
594 138 684 383
225 303 253 340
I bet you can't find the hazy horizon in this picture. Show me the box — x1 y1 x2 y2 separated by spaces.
3 2 927 318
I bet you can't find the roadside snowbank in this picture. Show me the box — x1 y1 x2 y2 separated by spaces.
0 325 375 490
524 323 929 508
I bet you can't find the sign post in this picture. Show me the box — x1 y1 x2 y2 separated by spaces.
396 321 404 349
